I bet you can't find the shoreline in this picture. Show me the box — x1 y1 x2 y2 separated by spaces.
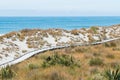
0 24 120 35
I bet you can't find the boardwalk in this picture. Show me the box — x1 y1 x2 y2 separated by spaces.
0 37 119 68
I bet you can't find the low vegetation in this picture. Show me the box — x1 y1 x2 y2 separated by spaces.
89 26 99 34
89 57 104 66
28 63 39 70
42 53 80 68
0 66 15 80
71 29 79 35
103 68 120 80
0 39 120 80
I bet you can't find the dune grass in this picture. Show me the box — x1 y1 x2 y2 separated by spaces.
0 39 120 80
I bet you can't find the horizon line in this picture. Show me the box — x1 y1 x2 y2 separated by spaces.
0 15 120 17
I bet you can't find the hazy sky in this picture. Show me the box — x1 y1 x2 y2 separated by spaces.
0 0 120 16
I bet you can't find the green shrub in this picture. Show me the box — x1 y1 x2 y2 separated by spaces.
42 54 80 68
104 42 117 47
28 63 39 70
103 68 120 80
0 66 15 80
110 42 117 47
104 43 110 47
90 26 98 34
89 58 104 66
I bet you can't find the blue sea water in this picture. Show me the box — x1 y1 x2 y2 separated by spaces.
0 16 120 34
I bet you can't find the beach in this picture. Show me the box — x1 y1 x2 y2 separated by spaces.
0 25 120 67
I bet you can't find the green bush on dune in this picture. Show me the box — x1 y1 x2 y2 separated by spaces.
89 58 104 66
90 26 98 34
0 66 15 80
103 68 120 80
104 42 117 47
28 63 39 70
42 53 80 68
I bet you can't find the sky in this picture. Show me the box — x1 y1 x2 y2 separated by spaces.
0 0 120 16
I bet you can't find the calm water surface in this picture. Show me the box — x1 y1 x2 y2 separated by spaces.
0 16 120 34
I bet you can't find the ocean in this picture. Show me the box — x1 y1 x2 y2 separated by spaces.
0 16 120 34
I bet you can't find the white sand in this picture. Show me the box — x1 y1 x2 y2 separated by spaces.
0 26 120 67
43 33 57 46
0 34 4 36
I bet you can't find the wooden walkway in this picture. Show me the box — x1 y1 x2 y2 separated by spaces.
0 37 119 68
